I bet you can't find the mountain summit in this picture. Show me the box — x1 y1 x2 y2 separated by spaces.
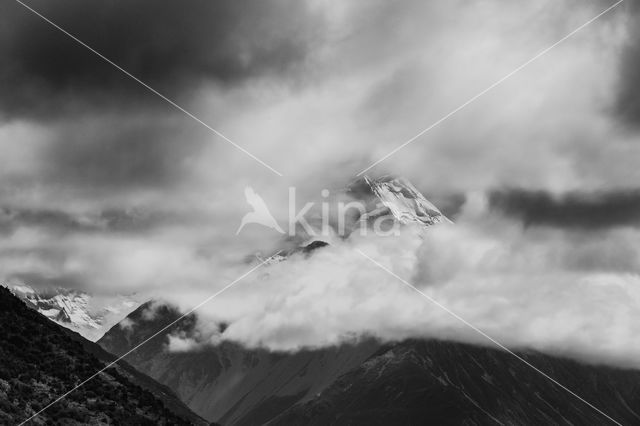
359 175 451 227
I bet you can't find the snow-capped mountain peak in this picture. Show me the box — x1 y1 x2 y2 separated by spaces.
9 283 139 341
12 283 98 327
249 174 449 265
363 175 452 227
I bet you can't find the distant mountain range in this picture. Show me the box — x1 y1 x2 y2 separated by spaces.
0 286 208 425
10 283 139 341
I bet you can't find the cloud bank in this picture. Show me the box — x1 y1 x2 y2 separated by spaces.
1 0 640 367
164 194 640 369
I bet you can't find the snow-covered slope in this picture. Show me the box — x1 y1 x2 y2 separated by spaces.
10 284 139 341
363 175 451 226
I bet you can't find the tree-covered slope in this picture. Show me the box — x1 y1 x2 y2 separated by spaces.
0 286 208 425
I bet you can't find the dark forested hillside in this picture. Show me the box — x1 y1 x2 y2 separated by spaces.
0 286 208 425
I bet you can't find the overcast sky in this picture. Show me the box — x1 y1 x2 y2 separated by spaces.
2 0 640 367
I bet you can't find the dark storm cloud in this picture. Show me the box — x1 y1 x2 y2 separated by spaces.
615 1 640 125
489 189 640 229
0 0 323 119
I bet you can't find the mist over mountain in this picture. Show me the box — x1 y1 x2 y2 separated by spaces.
92 175 640 424
99 299 640 425
97 176 640 371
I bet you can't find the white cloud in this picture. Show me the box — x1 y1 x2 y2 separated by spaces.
166 333 201 353
118 317 135 332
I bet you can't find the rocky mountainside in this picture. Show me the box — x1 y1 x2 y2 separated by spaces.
270 339 640 425
0 286 208 425
10 283 139 341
